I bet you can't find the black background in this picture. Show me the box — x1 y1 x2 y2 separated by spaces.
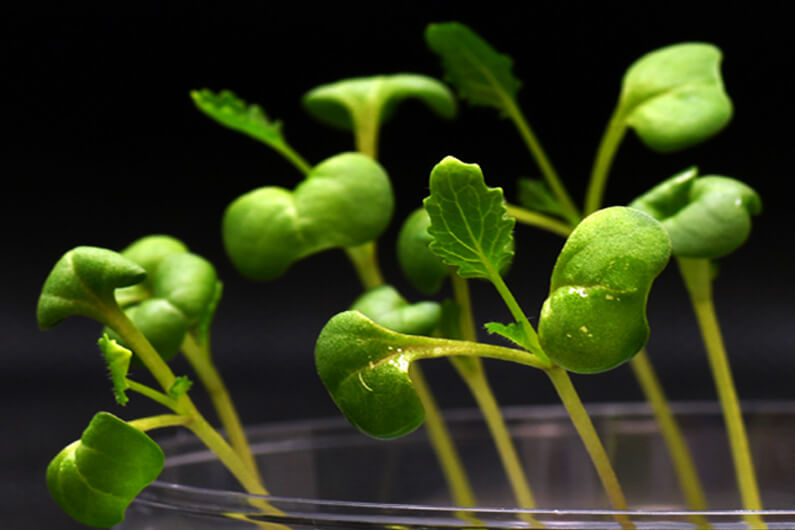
2 4 794 528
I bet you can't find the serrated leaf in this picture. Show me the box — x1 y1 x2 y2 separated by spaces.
618 43 732 152
630 169 761 258
38 247 146 329
191 88 290 151
484 321 529 350
168 376 193 399
303 74 456 131
517 178 566 217
426 22 520 113
98 334 132 406
350 285 441 336
538 207 671 374
424 156 515 280
47 412 164 528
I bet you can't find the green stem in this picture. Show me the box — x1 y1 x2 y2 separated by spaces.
488 270 548 364
354 111 380 160
677 257 765 528
546 365 634 530
127 379 180 411
344 242 384 290
127 414 193 432
182 333 263 485
629 350 710 523
504 98 579 225
584 107 627 215
505 204 574 237
274 143 312 176
409 363 477 508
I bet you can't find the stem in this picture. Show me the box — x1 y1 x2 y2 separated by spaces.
344 242 384 290
629 350 710 523
127 379 180 411
127 414 193 432
505 204 574 237
546 365 634 530
584 107 627 215
677 257 765 528
409 363 477 508
182 333 262 485
354 110 379 160
489 270 548 364
504 98 580 225
273 143 312 176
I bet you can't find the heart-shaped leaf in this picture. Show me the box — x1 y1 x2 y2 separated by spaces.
618 43 732 152
223 152 394 281
105 299 189 363
539 207 671 374
630 168 761 258
303 74 456 131
47 412 164 528
38 247 146 329
115 235 189 307
396 208 450 295
350 285 441 336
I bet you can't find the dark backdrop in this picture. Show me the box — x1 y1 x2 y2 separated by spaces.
3 4 793 528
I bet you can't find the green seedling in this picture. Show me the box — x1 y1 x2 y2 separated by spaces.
41 21 770 530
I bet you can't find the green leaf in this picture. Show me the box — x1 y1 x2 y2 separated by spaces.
115 235 189 307
426 22 521 113
350 285 441 336
191 89 292 152
168 376 193 399
47 412 164 528
152 253 219 325
105 299 189 363
38 247 146 329
98 335 132 406
517 178 566 218
396 208 449 295
485 321 529 350
618 43 732 152
424 156 515 280
630 169 761 258
223 152 394 281
538 207 671 374
438 299 463 339
195 280 223 346
303 74 456 131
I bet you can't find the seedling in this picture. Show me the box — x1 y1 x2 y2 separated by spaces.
39 21 765 530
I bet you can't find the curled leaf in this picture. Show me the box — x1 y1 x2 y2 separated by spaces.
98 334 132 406
350 285 441 336
47 412 164 528
630 169 761 258
396 208 449 295
223 152 394 281
303 74 455 131
38 247 146 329
539 207 671 373
618 43 732 152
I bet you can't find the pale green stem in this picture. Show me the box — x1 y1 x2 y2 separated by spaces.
630 350 710 525
677 257 766 529
584 107 627 215
273 143 312 176
409 363 477 508
354 110 380 160
344 242 384 290
127 414 193 432
182 333 262 485
546 365 634 530
503 98 580 225
127 379 180 411
488 270 548 364
505 204 574 238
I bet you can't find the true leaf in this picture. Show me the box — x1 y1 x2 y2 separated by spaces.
424 156 515 280
538 207 671 373
630 169 761 258
303 74 456 131
46 412 164 528
223 152 394 281
485 321 529 350
38 247 146 329
169 376 194 398
517 178 566 217
191 89 292 153
426 22 520 113
350 285 441 336
98 334 132 406
396 208 449 295
618 43 732 152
